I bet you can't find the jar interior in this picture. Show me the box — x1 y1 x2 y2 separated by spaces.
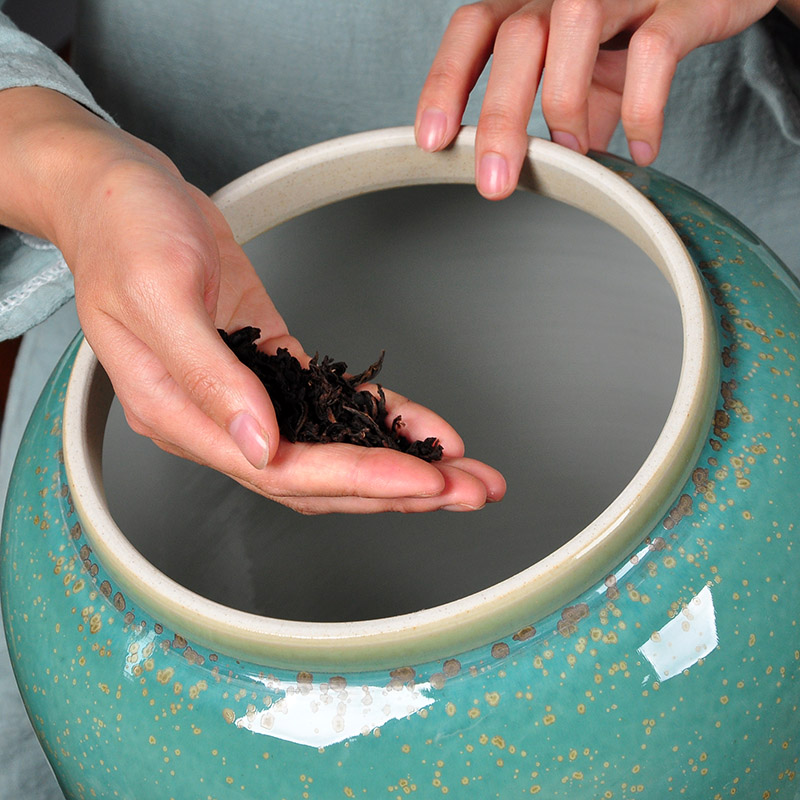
101 183 681 622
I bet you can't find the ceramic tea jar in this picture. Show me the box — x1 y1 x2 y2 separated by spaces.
3 127 799 799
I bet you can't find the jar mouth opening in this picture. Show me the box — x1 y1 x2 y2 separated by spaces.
62 127 718 671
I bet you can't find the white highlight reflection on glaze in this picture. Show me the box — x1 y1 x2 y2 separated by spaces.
639 586 719 681
234 675 434 747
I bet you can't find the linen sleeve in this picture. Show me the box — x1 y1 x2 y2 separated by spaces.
0 11 116 340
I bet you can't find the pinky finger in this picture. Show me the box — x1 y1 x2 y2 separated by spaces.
620 5 709 165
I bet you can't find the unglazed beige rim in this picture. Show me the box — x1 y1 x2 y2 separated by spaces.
63 126 718 671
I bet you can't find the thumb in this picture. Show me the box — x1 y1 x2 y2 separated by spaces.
88 277 282 470
157 315 280 469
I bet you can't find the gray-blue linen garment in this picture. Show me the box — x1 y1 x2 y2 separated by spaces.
0 2 798 797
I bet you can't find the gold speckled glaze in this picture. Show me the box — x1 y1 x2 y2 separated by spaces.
3 128 799 798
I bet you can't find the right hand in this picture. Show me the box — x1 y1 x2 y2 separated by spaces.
416 0 780 199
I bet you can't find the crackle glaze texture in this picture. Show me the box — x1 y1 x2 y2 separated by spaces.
3 154 800 799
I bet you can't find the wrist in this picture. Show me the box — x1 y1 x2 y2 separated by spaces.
0 87 164 251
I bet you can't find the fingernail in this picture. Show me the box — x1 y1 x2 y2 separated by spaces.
477 152 509 197
229 411 270 469
441 503 482 512
417 108 448 152
629 140 654 166
551 130 581 152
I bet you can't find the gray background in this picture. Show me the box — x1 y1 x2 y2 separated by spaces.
3 0 76 50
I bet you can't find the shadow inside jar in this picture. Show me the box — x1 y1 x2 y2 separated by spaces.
102 184 681 622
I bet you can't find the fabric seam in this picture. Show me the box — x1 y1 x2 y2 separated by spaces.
15 231 57 251
0 257 70 316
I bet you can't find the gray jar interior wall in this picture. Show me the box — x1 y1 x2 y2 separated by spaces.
102 184 682 622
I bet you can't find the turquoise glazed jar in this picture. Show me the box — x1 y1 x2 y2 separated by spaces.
3 127 800 799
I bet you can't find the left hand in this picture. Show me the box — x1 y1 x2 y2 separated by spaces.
69 157 506 516
0 87 506 516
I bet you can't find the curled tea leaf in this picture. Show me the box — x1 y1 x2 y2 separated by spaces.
220 327 443 461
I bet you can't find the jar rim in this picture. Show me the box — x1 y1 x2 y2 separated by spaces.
62 126 718 671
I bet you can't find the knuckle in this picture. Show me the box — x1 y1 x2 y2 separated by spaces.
122 406 153 439
296 506 323 517
477 109 511 143
696 0 731 38
282 500 321 516
553 0 602 26
542 86 585 122
479 105 525 139
277 334 305 357
426 53 469 92
450 2 497 33
181 364 228 414
622 95 663 130
115 271 163 321
497 9 548 47
263 334 308 366
150 438 185 460
629 20 679 62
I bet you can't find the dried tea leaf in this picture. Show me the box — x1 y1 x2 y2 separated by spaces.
220 327 443 461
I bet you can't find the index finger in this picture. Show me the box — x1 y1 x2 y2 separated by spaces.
416 1 526 153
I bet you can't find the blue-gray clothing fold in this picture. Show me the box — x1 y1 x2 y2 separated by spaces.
0 3 798 797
